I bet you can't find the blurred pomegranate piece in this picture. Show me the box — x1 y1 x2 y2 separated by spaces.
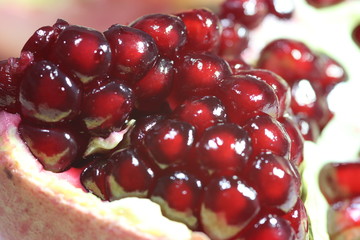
319 162 360 205
306 0 346 8
265 0 295 19
352 23 360 48
219 0 269 29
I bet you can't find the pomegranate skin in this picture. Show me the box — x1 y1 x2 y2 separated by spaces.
0 111 208 240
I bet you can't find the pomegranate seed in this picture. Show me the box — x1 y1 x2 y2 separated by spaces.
196 123 252 175
306 0 345 8
172 96 228 138
0 52 34 113
257 39 316 84
81 155 111 200
177 9 221 53
282 198 310 240
107 148 155 200
237 69 291 117
217 75 280 122
312 53 348 95
144 119 195 168
104 24 158 85
241 214 296 240
295 115 320 142
265 0 295 19
19 122 79 173
226 57 252 74
243 114 291 159
319 162 360 204
19 60 82 124
22 26 57 60
218 18 249 58
133 58 174 112
327 196 360 239
353 23 360 48
219 0 269 29
50 25 111 83
247 152 299 212
130 14 187 57
82 80 134 137
0 60 18 113
278 116 304 166
150 170 203 229
201 175 260 239
291 79 332 129
129 114 166 159
170 52 232 105
22 19 69 60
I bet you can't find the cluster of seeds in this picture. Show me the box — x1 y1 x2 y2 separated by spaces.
0 0 348 239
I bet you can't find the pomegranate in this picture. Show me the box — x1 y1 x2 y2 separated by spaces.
0 0 357 239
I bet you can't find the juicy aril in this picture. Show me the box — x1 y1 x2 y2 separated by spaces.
0 0 347 239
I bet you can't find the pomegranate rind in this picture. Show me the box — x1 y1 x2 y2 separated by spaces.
0 111 208 240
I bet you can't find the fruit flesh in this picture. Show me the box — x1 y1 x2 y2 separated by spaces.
0 111 207 240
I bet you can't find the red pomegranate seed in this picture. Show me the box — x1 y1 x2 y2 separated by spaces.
237 69 291 117
19 122 80 173
81 156 111 200
130 14 187 57
243 114 291 159
19 60 82 124
218 18 249 58
150 170 203 229
172 96 228 138
170 52 232 105
22 26 57 60
291 79 332 129
82 80 134 137
0 52 33 113
177 9 221 53
107 148 155 200
265 0 295 19
312 53 348 95
133 58 174 112
104 24 158 85
129 114 166 159
257 39 316 84
217 75 280 122
219 0 269 29
226 57 252 74
144 119 195 168
50 25 111 84
0 60 18 113
241 214 296 240
295 115 320 142
196 123 252 176
282 198 309 240
22 19 69 60
201 175 260 239
353 23 360 48
319 162 360 204
306 0 345 8
247 152 299 212
278 116 304 166
327 196 360 239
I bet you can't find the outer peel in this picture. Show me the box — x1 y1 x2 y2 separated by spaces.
0 111 209 240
